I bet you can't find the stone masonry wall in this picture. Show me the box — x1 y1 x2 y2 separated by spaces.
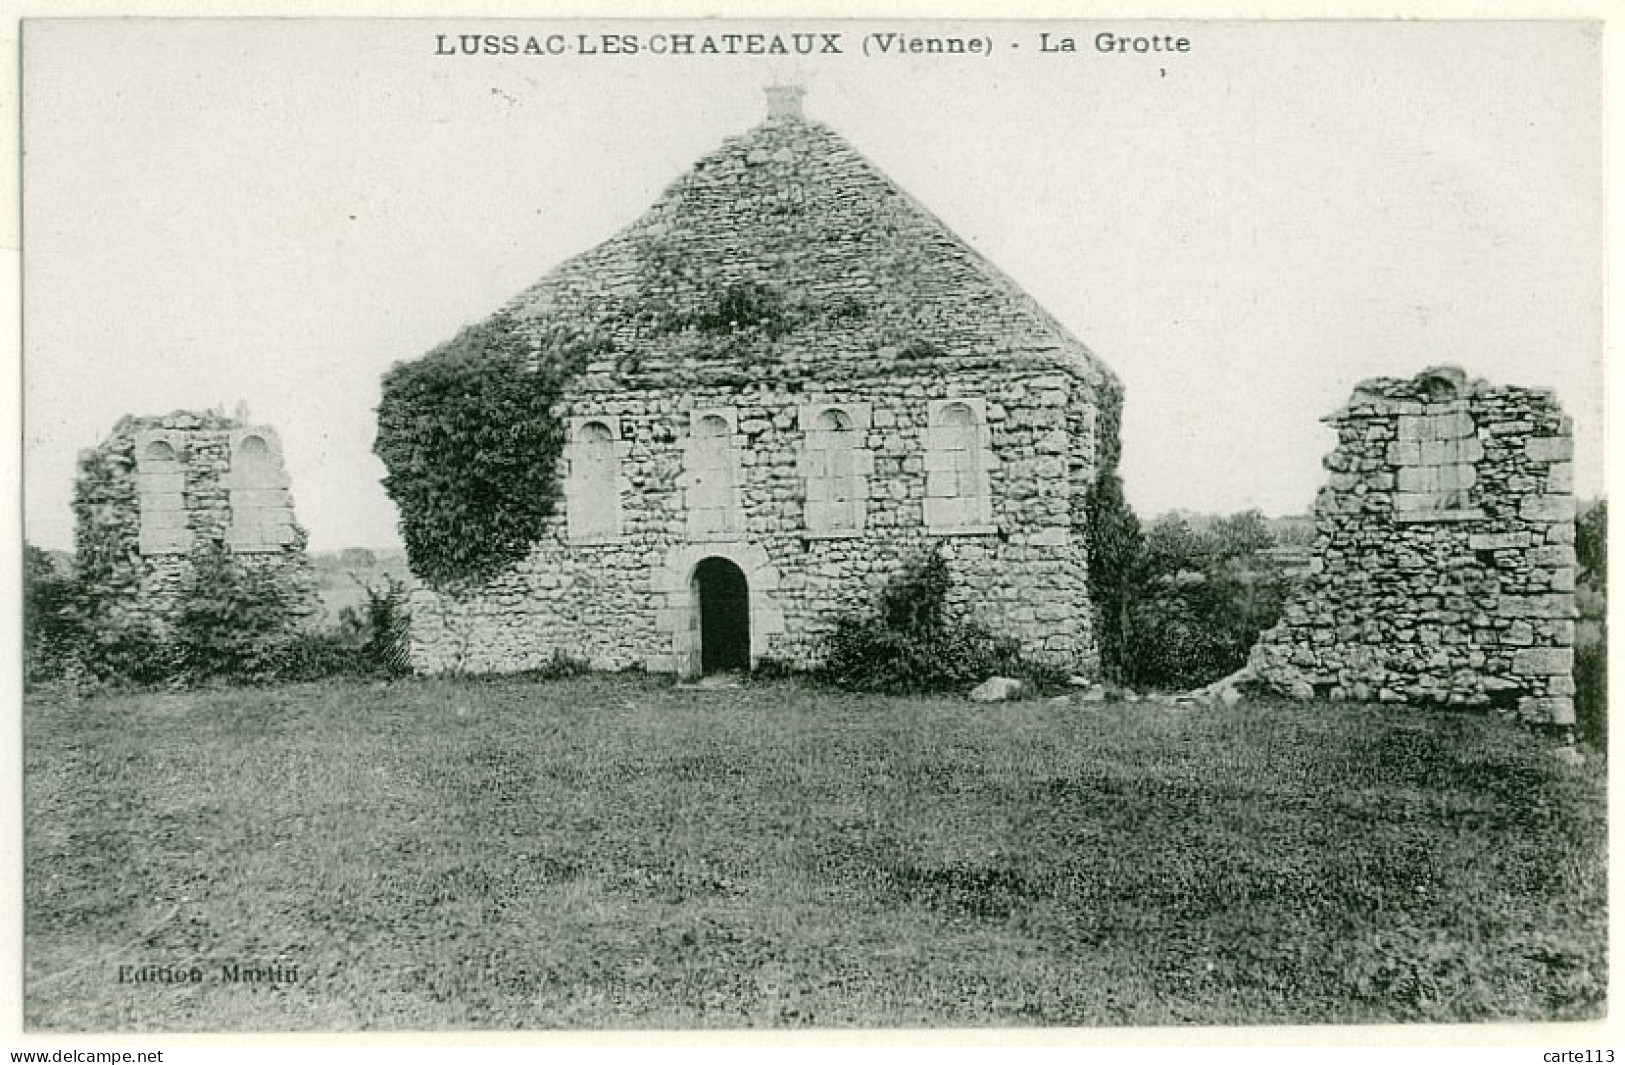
73 410 318 632
401 89 1118 679
408 365 1100 676
1248 367 1577 726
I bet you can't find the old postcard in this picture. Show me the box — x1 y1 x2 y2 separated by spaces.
15 16 1608 1050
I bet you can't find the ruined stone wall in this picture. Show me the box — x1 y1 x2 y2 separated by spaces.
408 365 1101 676
1248 367 1577 726
73 410 318 631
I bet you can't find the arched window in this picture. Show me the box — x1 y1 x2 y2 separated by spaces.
227 430 294 552
235 435 274 481
925 398 994 532
686 410 742 538
144 440 177 464
566 418 622 541
135 436 190 555
801 404 871 535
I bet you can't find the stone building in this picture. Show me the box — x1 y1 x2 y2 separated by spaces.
1248 366 1577 727
407 87 1122 677
73 408 317 629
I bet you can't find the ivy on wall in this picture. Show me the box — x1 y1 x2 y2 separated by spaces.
373 310 605 590
1083 378 1142 682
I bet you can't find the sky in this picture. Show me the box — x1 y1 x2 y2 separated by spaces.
21 18 1604 552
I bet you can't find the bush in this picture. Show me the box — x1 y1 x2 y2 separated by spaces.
1576 498 1606 594
355 575 412 677
79 618 181 688
23 545 85 686
822 547 1054 695
276 632 372 682
1574 498 1606 748
27 542 414 691
1574 639 1606 749
170 544 301 684
1087 471 1141 683
1119 511 1291 691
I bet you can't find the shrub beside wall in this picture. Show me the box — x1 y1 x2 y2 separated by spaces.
24 546 86 686
822 547 1061 694
1573 499 1606 748
23 542 411 690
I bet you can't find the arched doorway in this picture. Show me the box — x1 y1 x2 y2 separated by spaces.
693 557 751 673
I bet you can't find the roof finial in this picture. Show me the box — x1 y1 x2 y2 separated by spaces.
764 84 805 122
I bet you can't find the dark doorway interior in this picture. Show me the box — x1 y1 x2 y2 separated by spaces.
695 557 751 674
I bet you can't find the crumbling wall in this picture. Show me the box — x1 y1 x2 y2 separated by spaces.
73 410 318 632
1248 367 1577 726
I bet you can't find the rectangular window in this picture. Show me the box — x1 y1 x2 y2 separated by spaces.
1393 410 1483 521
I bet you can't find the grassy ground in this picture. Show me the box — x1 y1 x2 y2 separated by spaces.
23 674 1606 1030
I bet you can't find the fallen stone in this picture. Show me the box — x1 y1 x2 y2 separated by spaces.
969 676 1026 703
1551 745 1586 768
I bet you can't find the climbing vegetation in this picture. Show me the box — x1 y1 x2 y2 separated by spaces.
374 310 606 590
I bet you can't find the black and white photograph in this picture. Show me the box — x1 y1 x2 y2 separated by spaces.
15 15 1609 1044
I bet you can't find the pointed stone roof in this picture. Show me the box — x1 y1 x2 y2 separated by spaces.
503 90 1113 390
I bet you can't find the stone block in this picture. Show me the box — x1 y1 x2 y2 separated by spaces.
1528 545 1575 568
1420 440 1469 466
1512 647 1574 676
1525 436 1573 463
969 676 1026 702
1519 695 1575 726
136 471 186 495
1393 492 1433 513
1397 467 1439 493
1500 593 1577 619
1545 462 1574 493
644 654 679 674
1386 442 1421 465
142 509 189 530
1519 494 1576 523
1468 531 1529 551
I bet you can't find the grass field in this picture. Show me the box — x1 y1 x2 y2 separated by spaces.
23 674 1607 1030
